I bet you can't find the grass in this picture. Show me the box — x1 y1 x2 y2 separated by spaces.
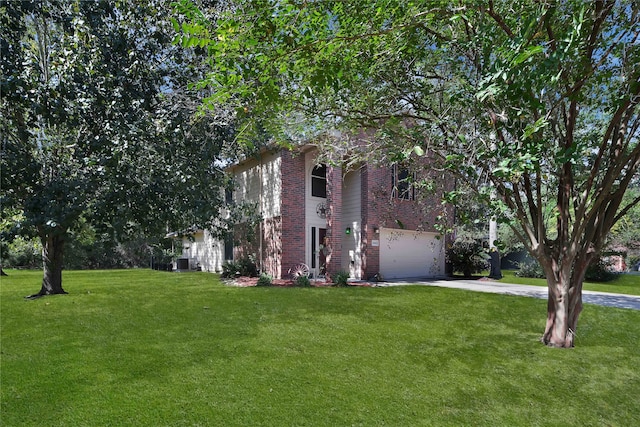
1 269 639 426
499 269 640 295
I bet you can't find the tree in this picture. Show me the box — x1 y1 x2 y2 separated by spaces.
176 0 640 347
1 0 233 297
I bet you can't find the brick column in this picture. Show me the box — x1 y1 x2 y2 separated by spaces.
361 165 382 280
326 164 343 277
280 150 306 279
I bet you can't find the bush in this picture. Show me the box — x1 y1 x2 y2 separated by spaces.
295 275 311 287
585 258 618 282
3 237 41 269
220 261 239 278
237 256 259 277
221 256 258 278
256 273 272 287
516 261 545 278
446 235 488 277
516 258 619 283
333 270 350 287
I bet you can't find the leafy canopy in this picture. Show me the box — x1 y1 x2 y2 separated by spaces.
1 0 235 246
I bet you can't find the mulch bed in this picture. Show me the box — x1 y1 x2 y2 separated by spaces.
225 276 374 287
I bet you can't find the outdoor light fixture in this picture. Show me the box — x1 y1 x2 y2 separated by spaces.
345 227 351 235
373 226 379 234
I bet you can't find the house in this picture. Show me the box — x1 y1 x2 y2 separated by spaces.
181 144 450 280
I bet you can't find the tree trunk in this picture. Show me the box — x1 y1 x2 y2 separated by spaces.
542 286 574 347
541 267 585 348
27 233 67 298
1 268 7 276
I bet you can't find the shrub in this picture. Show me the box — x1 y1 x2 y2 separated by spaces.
295 275 311 287
516 261 545 278
585 258 618 282
516 258 619 283
3 236 42 269
221 256 258 278
256 273 272 287
237 256 259 277
446 235 488 277
221 260 239 278
333 270 350 287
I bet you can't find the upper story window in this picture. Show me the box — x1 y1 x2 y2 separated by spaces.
392 164 415 200
311 164 327 198
225 186 234 205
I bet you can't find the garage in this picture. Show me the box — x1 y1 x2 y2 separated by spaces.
379 228 445 279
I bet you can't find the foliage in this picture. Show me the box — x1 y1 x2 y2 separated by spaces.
515 261 546 279
220 261 237 278
216 202 263 248
175 0 640 347
606 186 640 256
332 270 350 287
447 234 489 277
516 257 620 283
2 270 640 426
295 274 311 287
1 236 41 269
65 220 175 269
585 258 620 283
0 0 235 294
1 232 172 270
449 183 492 236
220 256 258 279
256 272 273 287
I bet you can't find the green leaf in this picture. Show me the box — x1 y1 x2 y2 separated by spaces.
521 117 548 140
512 45 543 65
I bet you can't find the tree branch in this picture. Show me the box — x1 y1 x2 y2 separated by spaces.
484 0 514 38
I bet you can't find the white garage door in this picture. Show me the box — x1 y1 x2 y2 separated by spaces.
379 228 444 279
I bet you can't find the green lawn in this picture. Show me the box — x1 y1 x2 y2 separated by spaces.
2 269 639 426
499 270 640 295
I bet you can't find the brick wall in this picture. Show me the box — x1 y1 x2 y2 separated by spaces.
326 164 343 277
262 216 282 278
280 150 306 278
361 165 380 279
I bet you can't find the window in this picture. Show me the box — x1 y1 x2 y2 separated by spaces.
224 234 234 261
392 164 415 200
225 186 234 205
311 164 327 198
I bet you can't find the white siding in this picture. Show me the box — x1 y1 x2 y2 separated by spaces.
181 230 225 273
341 169 362 279
233 151 282 219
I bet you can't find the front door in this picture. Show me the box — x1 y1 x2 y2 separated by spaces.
310 226 327 278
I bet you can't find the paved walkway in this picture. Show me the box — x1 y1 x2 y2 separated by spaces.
376 278 640 310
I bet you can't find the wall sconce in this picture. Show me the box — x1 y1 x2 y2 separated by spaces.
373 226 379 234
345 227 351 235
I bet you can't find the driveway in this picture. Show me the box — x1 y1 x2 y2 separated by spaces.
377 278 640 310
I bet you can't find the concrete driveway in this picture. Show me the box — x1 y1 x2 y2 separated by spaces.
377 278 640 310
